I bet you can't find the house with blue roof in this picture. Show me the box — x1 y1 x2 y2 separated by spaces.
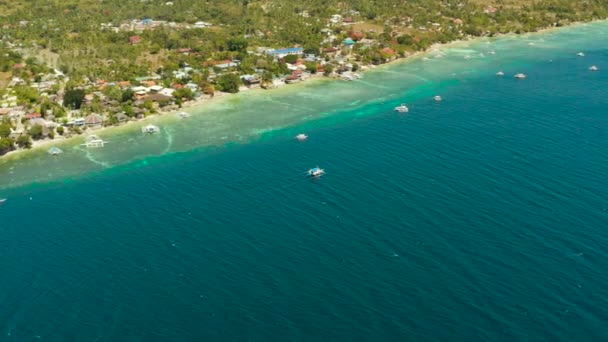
266 47 304 58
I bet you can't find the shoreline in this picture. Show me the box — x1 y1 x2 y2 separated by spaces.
0 19 604 162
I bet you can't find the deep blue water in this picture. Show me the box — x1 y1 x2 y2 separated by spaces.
2 38 608 341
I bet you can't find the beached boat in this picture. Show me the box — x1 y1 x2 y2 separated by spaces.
82 135 106 148
178 111 190 118
48 146 63 156
514 73 527 79
589 65 598 71
142 125 160 134
496 71 505 76
296 133 308 141
394 104 409 113
308 166 325 177
434 95 442 102
577 52 585 57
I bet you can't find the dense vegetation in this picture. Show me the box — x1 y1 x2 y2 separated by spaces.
1 0 607 83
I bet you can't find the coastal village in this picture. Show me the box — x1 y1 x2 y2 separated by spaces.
0 13 399 154
1 0 608 155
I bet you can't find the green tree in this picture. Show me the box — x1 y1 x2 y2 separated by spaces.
215 73 241 93
0 123 11 138
397 35 413 45
63 88 86 109
29 124 44 140
103 85 123 102
0 137 14 155
56 126 65 135
121 88 134 103
173 87 194 100
304 61 318 74
283 54 298 64
16 135 32 149
123 104 135 117
226 37 248 52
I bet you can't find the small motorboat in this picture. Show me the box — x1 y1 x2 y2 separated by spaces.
433 95 442 102
308 166 325 177
48 146 63 156
496 71 505 76
142 125 160 134
394 104 409 113
178 111 190 118
577 52 585 57
589 65 598 71
514 73 527 79
295 133 308 141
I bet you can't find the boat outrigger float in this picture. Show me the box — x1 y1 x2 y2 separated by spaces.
308 166 325 177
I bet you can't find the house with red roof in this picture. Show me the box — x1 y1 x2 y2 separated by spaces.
129 35 142 44
85 113 103 127
24 113 41 119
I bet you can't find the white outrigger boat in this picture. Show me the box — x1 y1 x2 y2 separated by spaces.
589 65 598 71
394 104 409 113
295 133 308 141
82 135 107 148
433 95 442 102
577 52 585 57
514 73 527 79
496 71 505 76
142 124 160 134
308 166 325 177
48 146 63 156
178 111 190 118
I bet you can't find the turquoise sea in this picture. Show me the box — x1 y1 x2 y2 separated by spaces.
1 22 608 341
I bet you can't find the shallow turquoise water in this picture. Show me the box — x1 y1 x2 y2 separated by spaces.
1 23 608 341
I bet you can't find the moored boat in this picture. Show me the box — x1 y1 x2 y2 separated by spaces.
308 166 325 177
48 146 63 156
434 95 442 102
82 135 106 148
296 133 308 141
589 65 598 71
514 73 527 79
178 111 190 118
496 71 505 76
142 125 160 134
394 104 409 113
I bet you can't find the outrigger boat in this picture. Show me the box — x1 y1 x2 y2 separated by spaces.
295 133 308 141
48 146 63 156
82 135 107 148
142 125 160 134
394 104 409 113
178 111 190 118
308 166 325 177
